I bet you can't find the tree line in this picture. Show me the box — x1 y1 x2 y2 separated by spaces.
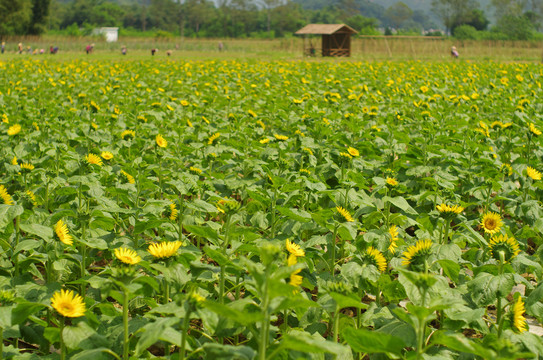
0 0 541 40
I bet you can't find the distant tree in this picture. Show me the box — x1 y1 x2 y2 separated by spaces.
384 2 413 29
28 0 51 34
431 0 482 35
0 0 33 36
490 0 524 20
185 0 216 35
453 24 478 38
494 13 535 39
344 14 378 34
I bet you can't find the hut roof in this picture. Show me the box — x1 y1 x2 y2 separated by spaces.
295 24 358 35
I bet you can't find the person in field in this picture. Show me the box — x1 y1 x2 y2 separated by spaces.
451 46 459 58
86 44 94 54
151 48 158 56
121 46 127 55
18 43 23 54
1 42 5 54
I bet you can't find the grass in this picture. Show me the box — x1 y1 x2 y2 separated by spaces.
1 35 542 62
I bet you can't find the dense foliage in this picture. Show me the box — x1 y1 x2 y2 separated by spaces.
1 58 543 359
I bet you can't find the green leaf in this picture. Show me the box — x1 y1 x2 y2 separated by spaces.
342 327 406 355
329 292 368 310
134 317 178 356
203 300 262 326
383 196 417 215
71 348 118 360
276 206 311 223
203 343 256 360
185 225 219 242
431 330 496 359
437 259 460 283
63 322 110 350
19 223 53 241
467 272 515 306
12 302 46 325
281 330 348 354
0 204 23 230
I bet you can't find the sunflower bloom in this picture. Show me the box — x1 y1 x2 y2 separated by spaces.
386 177 398 186
286 239 305 257
208 132 220 145
189 166 202 175
25 190 38 206
402 239 432 266
54 220 73 245
512 296 527 333
21 163 34 171
101 151 114 160
274 134 288 141
167 202 178 221
121 130 135 140
529 123 541 136
347 147 359 157
11 156 18 165
436 203 464 215
339 152 352 159
489 234 520 263
7 124 21 136
481 212 503 235
388 225 399 254
288 254 303 288
85 154 103 166
526 166 542 181
336 206 354 222
156 134 167 148
51 289 86 318
114 247 142 265
366 247 387 272
120 170 135 184
148 241 182 259
0 185 14 205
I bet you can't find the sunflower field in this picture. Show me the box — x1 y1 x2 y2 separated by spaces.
1 58 543 359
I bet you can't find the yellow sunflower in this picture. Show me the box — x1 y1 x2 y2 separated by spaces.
366 247 387 272
286 239 305 257
54 220 73 246
208 132 220 145
51 289 86 318
189 166 202 175
120 170 135 184
156 134 168 148
480 212 503 235
511 296 527 333
7 124 21 136
0 185 14 205
529 123 541 136
347 147 359 157
288 254 303 288
386 177 398 186
489 234 520 263
166 202 178 221
388 225 399 254
526 166 542 181
148 241 182 259
121 129 135 140
114 247 142 265
101 151 114 160
274 134 288 141
336 206 354 222
25 190 38 206
402 239 432 266
85 154 103 166
20 163 34 171
436 203 464 215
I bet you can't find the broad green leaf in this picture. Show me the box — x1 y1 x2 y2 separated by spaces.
342 327 406 355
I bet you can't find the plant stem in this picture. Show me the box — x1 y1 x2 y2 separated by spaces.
163 279 169 304
13 216 20 277
0 327 3 360
332 304 340 343
219 214 231 304
123 289 130 360
270 187 278 239
330 224 339 279
496 296 503 338
442 219 450 245
179 309 191 360
59 317 65 360
258 268 271 360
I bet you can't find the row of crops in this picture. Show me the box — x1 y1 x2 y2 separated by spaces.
1 58 543 359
